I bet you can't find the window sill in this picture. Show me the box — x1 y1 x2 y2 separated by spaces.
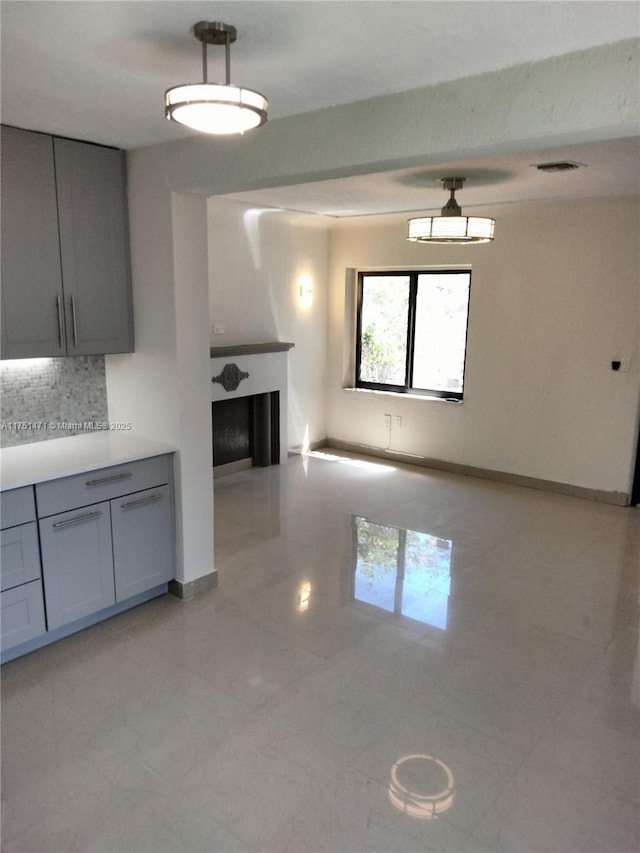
342 387 463 404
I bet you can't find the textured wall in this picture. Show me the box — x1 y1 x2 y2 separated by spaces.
0 356 108 446
207 200 330 452
326 196 640 498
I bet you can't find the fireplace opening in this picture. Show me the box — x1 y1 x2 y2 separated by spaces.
212 391 280 473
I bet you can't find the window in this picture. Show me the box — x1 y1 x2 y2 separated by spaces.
355 269 471 399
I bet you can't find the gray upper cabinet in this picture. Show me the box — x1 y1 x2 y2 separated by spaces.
0 126 66 358
54 138 133 355
0 125 134 359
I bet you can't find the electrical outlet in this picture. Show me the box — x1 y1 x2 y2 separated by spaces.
619 357 631 372
212 324 225 335
394 415 402 428
384 414 392 430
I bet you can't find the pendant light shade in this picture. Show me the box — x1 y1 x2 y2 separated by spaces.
407 178 495 244
165 21 268 135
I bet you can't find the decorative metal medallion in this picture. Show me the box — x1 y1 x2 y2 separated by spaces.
211 363 250 392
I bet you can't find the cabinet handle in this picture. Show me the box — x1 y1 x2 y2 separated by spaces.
52 510 103 529
70 296 78 348
86 472 133 487
56 295 66 349
120 494 163 510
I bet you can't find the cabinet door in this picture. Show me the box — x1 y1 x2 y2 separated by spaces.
1 522 41 591
0 126 66 358
54 138 133 355
39 502 115 630
1 581 46 652
111 485 174 601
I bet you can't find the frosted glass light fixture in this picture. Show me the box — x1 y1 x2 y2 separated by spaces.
407 178 495 244
165 21 268 135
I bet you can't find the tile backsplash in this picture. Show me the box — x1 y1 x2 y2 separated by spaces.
1 356 108 447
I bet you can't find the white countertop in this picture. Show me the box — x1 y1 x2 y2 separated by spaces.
0 433 177 491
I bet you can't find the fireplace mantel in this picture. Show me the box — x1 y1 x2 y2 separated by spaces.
210 341 294 358
210 342 294 465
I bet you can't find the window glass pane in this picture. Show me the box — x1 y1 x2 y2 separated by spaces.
359 275 409 385
413 273 470 393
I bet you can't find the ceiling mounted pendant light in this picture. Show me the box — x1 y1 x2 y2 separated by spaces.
407 178 495 244
165 21 268 135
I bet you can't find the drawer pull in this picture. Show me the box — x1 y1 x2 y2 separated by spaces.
70 296 78 348
121 494 163 511
56 295 65 349
52 510 103 529
86 472 133 487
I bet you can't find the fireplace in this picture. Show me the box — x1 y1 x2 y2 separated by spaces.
210 342 294 474
212 392 279 469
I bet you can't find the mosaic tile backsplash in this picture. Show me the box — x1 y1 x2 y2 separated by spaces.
1 357 108 447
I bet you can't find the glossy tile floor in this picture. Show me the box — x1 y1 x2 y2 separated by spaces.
2 450 639 853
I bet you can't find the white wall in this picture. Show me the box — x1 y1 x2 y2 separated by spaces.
104 40 638 587
207 199 330 450
106 144 214 586
326 195 640 498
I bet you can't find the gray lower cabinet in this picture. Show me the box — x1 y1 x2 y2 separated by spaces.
111 484 173 601
1 583 46 650
0 125 133 359
1 522 41 591
1 489 46 652
35 454 174 633
1 453 175 659
39 501 116 631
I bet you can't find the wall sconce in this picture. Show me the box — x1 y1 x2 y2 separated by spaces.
299 275 313 308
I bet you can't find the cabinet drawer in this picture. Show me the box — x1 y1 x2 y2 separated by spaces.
1 486 36 529
36 454 172 518
1 522 41 591
1 580 46 652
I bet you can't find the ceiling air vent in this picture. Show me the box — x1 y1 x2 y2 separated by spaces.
534 161 582 172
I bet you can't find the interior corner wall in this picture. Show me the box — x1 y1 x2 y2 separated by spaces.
207 199 330 451
326 195 640 499
171 192 215 585
106 146 214 586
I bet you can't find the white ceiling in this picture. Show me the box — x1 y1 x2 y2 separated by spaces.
217 138 640 217
2 1 639 215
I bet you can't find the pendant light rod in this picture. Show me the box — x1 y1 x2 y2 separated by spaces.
441 177 464 216
194 20 236 84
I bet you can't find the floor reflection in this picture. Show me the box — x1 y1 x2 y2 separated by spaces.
389 754 455 820
297 581 312 612
352 516 452 630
